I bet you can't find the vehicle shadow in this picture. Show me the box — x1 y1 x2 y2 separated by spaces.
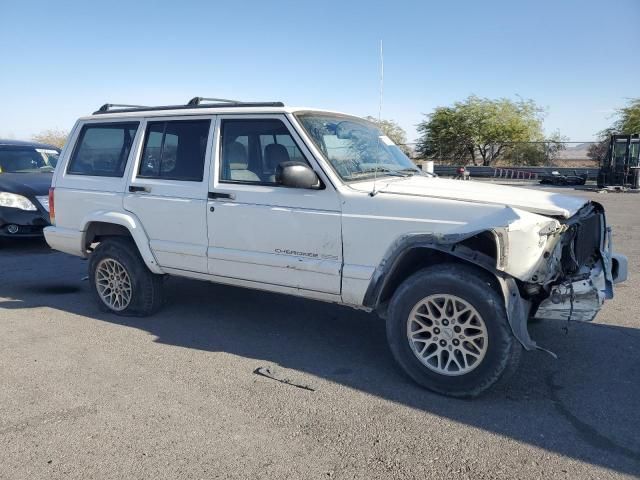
0 237 51 253
1 246 639 476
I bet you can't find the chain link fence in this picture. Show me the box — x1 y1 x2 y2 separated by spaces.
400 141 602 168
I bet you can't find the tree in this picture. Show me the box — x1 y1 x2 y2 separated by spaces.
611 98 640 134
364 116 412 156
587 133 612 164
416 96 548 166
32 129 68 148
507 131 568 166
588 98 640 164
544 133 569 164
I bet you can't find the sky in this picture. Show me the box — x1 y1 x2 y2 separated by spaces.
1 0 638 143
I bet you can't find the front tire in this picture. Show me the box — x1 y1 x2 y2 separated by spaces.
386 264 521 398
89 237 163 316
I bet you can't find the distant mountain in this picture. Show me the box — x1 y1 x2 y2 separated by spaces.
557 143 593 160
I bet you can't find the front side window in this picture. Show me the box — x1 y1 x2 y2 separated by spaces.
139 120 210 181
295 113 420 182
220 119 308 184
67 123 139 177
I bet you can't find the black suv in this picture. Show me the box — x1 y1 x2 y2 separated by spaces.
0 139 59 238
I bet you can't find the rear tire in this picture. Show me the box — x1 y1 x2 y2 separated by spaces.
386 264 521 398
89 237 163 316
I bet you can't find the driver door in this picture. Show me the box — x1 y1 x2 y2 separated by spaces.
206 115 342 294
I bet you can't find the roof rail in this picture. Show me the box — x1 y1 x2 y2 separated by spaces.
187 97 241 106
95 103 149 113
93 98 285 115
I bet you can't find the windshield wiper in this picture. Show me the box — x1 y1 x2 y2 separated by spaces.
351 167 410 177
396 168 422 175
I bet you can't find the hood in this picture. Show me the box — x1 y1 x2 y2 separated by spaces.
349 175 587 218
0 172 53 197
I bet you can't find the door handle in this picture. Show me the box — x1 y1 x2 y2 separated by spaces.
208 191 235 200
129 185 150 193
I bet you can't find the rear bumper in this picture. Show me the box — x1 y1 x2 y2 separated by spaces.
0 206 50 237
43 226 85 257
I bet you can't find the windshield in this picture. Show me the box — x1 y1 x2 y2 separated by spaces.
0 148 59 173
295 113 421 182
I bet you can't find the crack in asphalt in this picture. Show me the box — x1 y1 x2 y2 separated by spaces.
546 373 640 465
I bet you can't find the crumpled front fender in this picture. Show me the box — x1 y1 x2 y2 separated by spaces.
361 230 546 354
495 276 552 354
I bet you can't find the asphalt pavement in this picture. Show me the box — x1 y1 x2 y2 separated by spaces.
0 187 638 479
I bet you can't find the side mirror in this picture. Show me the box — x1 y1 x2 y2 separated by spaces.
276 161 321 189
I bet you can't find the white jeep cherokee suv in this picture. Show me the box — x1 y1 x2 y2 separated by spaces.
45 97 628 397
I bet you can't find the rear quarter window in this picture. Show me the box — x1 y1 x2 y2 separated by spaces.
67 122 139 177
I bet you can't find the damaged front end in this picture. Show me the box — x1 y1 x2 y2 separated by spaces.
365 200 627 357
530 202 624 322
495 202 628 355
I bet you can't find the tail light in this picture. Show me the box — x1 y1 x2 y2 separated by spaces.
49 187 55 225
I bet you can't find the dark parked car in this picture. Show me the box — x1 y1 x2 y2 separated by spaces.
539 170 587 186
0 139 59 238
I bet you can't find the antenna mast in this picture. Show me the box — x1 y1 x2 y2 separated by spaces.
379 39 384 123
371 40 384 197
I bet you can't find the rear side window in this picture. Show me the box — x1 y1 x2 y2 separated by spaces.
67 123 139 177
138 120 210 181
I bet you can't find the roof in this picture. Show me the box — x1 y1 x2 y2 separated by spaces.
80 106 354 121
0 139 60 150
81 106 286 121
80 98 354 121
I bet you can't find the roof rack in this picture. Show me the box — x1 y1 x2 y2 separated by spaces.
95 103 150 113
93 97 285 115
187 97 241 106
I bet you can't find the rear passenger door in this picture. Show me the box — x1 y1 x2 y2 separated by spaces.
207 115 342 294
124 116 214 273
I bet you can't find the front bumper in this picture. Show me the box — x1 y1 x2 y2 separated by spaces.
611 253 628 284
0 206 50 237
533 225 628 322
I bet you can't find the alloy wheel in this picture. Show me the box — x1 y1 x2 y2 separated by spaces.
95 258 132 311
406 294 488 376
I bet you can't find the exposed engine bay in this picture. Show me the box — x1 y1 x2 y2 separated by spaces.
531 202 611 322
